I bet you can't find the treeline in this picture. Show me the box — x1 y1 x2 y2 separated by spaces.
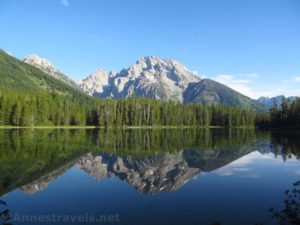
0 91 256 127
256 97 300 128
0 91 96 126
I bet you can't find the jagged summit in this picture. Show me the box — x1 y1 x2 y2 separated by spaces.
80 56 200 102
78 69 115 96
133 56 191 74
23 54 53 69
136 55 164 65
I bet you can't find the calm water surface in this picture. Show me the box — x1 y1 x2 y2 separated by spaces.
0 129 299 225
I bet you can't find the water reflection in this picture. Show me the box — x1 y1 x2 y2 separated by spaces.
0 129 300 225
0 128 263 196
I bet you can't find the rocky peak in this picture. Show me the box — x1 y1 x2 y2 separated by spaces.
136 56 165 68
86 68 110 80
23 54 78 89
23 54 56 70
78 69 114 96
79 56 200 102
133 56 190 72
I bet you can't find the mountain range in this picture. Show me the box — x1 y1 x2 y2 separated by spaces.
257 95 297 108
7 51 266 110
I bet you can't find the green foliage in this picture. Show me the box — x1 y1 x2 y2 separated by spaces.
256 97 300 129
0 92 257 128
269 181 300 225
0 49 79 95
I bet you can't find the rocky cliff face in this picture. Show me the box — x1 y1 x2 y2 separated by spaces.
23 55 78 89
78 56 200 102
78 69 116 97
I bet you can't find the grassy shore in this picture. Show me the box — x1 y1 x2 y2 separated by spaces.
0 125 256 129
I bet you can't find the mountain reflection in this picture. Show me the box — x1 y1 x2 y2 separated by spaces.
0 128 299 196
21 148 258 195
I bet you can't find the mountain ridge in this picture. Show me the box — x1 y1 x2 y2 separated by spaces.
184 79 267 111
23 54 79 89
257 95 297 108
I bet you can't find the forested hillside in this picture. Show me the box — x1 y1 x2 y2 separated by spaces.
0 50 80 95
183 79 267 111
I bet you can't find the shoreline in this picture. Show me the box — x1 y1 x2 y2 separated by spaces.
0 125 256 129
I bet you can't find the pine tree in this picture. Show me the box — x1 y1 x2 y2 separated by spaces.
20 102 32 126
11 101 22 126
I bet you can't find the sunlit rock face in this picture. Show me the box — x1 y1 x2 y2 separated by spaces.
78 56 200 102
78 69 116 97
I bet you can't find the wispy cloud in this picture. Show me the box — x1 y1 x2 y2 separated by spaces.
212 73 259 98
209 73 300 99
293 76 300 82
214 151 275 177
61 0 69 7
192 70 199 76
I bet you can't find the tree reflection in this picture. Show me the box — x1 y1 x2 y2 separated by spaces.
271 132 300 160
269 181 300 225
0 200 12 225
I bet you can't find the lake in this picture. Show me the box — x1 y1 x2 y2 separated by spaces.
0 129 300 225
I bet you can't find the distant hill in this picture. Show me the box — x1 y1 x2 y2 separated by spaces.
257 95 297 108
183 79 268 111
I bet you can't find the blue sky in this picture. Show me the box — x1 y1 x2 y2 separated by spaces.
1 0 300 99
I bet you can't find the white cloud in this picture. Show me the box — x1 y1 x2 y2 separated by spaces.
209 73 300 99
212 74 258 98
214 151 274 177
293 76 300 82
61 0 69 7
192 70 199 76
